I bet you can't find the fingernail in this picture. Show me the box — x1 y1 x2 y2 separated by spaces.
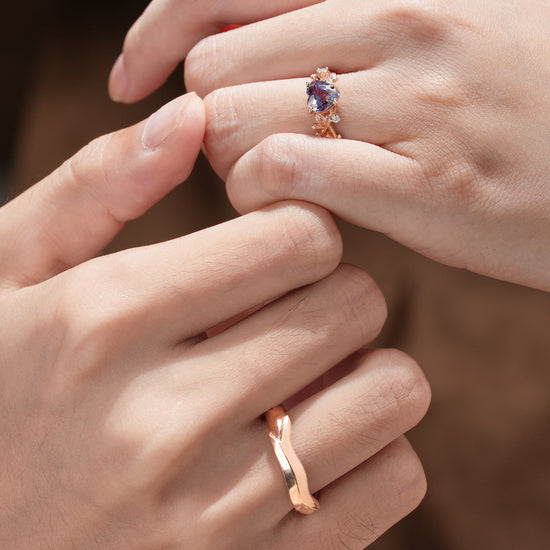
109 54 129 103
141 93 199 151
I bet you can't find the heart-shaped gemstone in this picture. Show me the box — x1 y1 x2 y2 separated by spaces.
307 80 340 113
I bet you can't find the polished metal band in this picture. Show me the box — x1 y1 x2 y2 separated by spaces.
265 405 319 515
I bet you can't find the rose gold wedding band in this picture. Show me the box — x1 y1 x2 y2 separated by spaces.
306 67 342 139
265 405 319 515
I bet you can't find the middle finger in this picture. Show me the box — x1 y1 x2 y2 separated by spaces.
186 263 387 421
184 0 404 97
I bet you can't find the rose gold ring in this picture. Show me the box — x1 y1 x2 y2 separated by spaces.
265 405 319 515
306 67 342 139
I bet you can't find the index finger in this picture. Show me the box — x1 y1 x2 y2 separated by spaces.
109 0 322 103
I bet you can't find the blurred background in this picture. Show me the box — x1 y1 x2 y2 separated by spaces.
2 2 550 549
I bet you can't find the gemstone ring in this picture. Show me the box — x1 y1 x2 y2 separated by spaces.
306 68 342 139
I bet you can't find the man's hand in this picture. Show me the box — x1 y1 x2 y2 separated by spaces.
0 92 430 549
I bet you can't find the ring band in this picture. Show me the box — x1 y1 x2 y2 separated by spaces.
306 67 342 139
265 405 320 515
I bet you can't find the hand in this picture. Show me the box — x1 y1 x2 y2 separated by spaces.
108 0 322 103
0 95 430 548
182 0 550 291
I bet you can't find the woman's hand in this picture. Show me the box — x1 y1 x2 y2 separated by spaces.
108 0 323 103
156 0 550 292
0 93 430 549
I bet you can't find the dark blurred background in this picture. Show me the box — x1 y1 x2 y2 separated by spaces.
0 0 232 244
1 1 152 205
2 2 550 550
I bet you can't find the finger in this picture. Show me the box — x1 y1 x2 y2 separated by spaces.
56 202 342 346
227 134 426 248
277 437 427 550
202 71 408 179
281 353 358 411
189 264 388 419
229 349 429 526
109 0 323 103
283 349 430 499
171 350 427 543
0 93 204 289
184 0 400 97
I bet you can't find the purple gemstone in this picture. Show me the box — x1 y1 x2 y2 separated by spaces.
307 80 340 113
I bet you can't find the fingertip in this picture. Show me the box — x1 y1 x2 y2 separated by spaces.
141 92 205 153
290 201 343 269
85 92 205 222
182 91 206 130
225 133 318 216
261 200 343 278
178 92 206 156
108 54 130 103
226 159 261 215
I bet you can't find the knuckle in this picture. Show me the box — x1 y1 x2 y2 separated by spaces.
202 86 243 177
60 136 102 185
387 437 428 513
60 134 122 220
184 36 220 97
274 202 343 277
368 349 431 427
414 69 470 112
324 512 383 550
327 516 379 550
324 439 426 550
57 263 109 328
53 256 142 373
99 381 200 494
333 264 388 341
381 0 446 38
441 159 482 207
419 145 485 212
254 134 306 201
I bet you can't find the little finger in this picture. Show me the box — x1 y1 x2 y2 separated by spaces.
276 437 427 550
277 349 430 506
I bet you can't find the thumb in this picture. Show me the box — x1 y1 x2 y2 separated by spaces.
0 92 205 289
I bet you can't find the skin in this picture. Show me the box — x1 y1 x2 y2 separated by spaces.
0 93 430 549
111 0 550 292
108 0 324 103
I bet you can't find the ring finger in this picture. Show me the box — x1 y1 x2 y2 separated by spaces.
198 348 429 546
276 436 427 550
202 70 411 179
267 348 430 515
